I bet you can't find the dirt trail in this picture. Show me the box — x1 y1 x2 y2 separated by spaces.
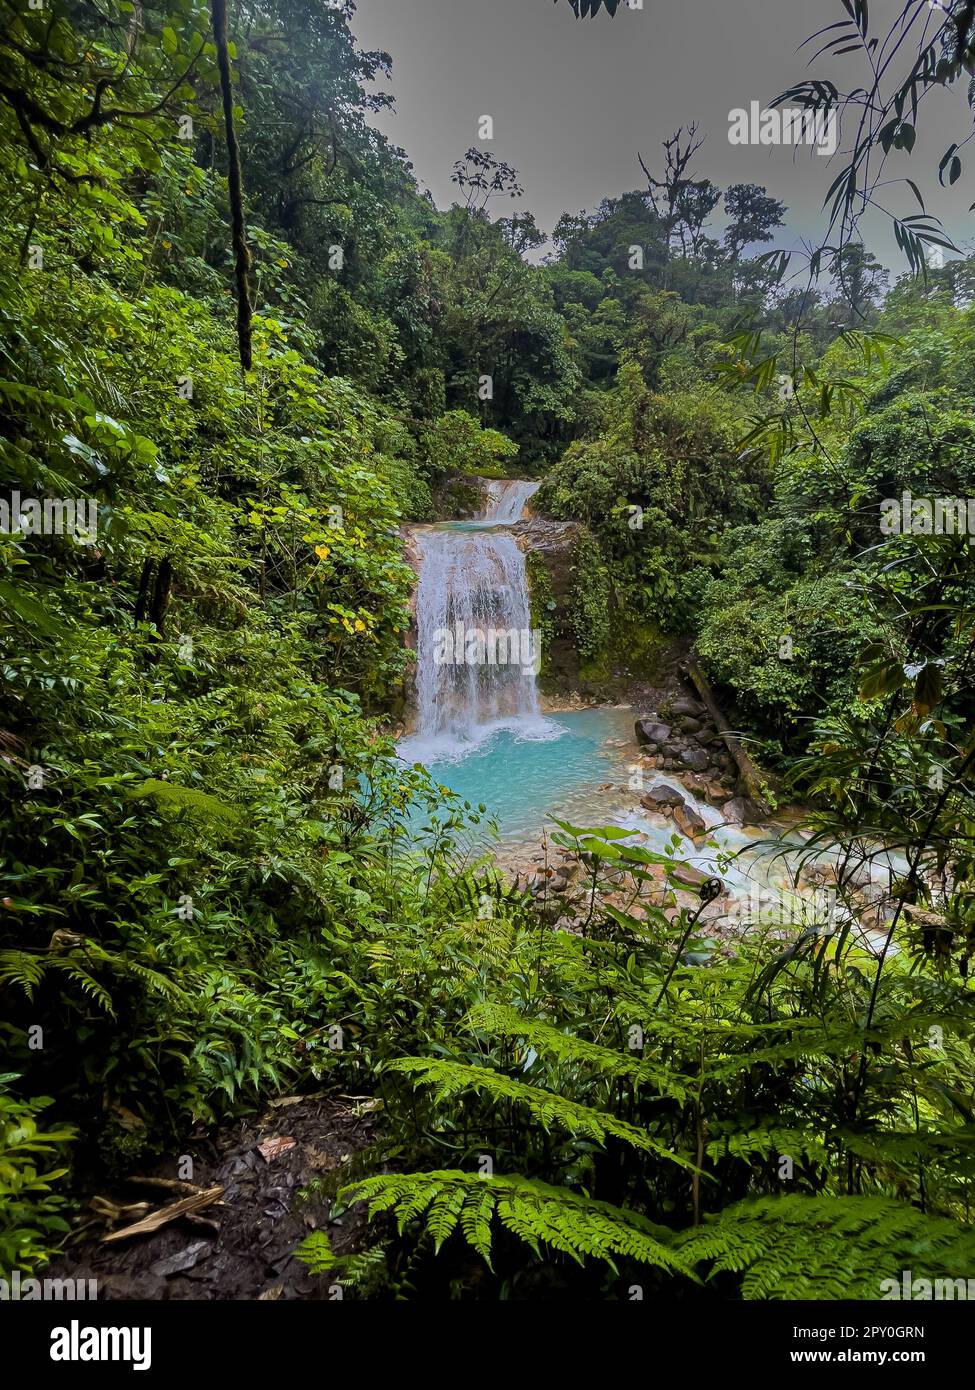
54 1091 377 1300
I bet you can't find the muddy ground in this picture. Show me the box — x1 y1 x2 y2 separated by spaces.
53 1091 379 1300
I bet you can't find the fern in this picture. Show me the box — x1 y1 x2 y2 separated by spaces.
676 1195 975 1299
465 1000 687 1100
341 1169 696 1275
387 1057 696 1168
0 949 45 1000
127 779 242 828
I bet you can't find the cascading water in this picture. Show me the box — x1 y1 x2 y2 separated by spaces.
479 479 540 524
400 479 549 761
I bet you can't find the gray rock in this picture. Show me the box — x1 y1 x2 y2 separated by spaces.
723 797 765 825
640 784 686 811
149 1241 212 1278
680 747 710 773
669 696 704 718
669 863 708 888
695 724 718 745
636 719 671 746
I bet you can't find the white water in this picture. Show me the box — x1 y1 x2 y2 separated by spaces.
400 479 553 763
479 479 539 524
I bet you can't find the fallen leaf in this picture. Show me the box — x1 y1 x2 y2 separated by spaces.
101 1186 224 1243
257 1136 296 1163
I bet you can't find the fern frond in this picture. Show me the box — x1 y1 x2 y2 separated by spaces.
0 950 46 1001
342 1169 696 1276
387 1057 696 1168
127 779 242 828
676 1195 975 1299
465 1001 688 1100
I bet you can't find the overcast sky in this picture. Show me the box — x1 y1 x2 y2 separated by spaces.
351 0 973 269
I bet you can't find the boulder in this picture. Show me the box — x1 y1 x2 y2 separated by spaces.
662 741 683 759
640 784 686 811
723 796 765 826
674 803 707 839
676 715 702 736
669 863 709 889
682 773 710 797
680 747 710 773
695 724 718 745
669 696 704 718
635 719 671 747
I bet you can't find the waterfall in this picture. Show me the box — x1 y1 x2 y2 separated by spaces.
479 479 539 524
400 479 549 761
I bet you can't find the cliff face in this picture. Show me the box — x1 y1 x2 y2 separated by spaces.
513 514 682 702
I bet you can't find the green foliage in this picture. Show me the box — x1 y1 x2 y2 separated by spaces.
567 530 611 662
0 1077 74 1274
677 1195 975 1300
2 0 975 1309
342 1170 692 1275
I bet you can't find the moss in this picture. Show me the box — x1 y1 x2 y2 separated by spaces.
525 550 557 677
568 530 611 661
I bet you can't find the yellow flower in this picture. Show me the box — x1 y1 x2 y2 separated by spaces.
315 545 330 560
354 619 366 632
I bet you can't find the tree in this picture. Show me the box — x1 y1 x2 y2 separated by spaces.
639 126 720 270
723 184 786 262
451 148 525 213
828 243 889 325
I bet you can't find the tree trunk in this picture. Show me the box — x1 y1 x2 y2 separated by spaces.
211 0 252 372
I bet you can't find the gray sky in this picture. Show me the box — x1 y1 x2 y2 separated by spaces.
351 0 973 269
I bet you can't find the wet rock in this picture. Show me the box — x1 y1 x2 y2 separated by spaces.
676 716 702 736
640 784 686 811
800 860 836 888
723 797 765 826
681 773 710 797
668 696 704 718
695 724 718 745
674 803 708 839
636 719 671 746
669 863 708 889
680 748 710 773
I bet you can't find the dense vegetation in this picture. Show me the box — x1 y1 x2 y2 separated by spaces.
2 0 974 1302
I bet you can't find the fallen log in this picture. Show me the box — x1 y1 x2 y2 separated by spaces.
680 654 774 816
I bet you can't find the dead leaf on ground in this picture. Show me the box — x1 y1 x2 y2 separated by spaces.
257 1136 296 1164
101 1186 224 1243
267 1091 328 1109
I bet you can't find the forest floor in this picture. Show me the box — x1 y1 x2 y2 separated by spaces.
53 1091 378 1300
